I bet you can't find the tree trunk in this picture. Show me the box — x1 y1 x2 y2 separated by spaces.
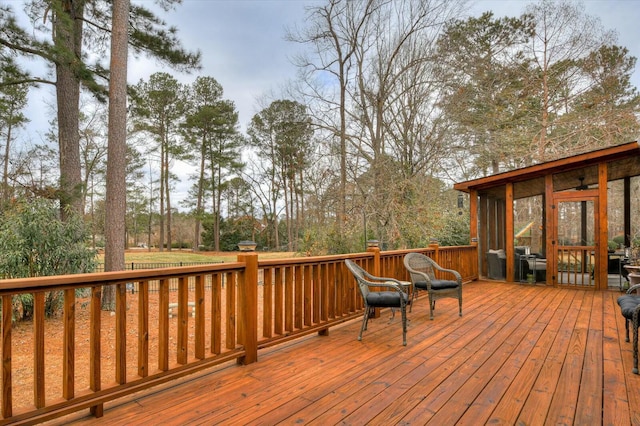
193 140 206 250
55 0 85 220
3 118 13 206
158 143 165 251
212 175 220 251
102 0 129 310
165 146 172 251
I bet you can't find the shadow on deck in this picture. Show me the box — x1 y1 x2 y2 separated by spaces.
53 281 640 425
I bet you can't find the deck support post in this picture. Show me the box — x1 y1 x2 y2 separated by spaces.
237 253 258 365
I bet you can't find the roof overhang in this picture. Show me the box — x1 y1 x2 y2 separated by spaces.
454 141 640 199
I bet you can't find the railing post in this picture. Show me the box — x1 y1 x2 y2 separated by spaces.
367 246 381 276
429 239 440 270
366 246 382 318
471 237 479 278
237 253 258 365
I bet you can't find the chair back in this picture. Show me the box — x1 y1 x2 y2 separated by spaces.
344 259 370 299
404 252 436 282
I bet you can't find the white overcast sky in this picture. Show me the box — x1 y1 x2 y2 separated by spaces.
129 0 639 133
15 0 640 155
13 0 638 207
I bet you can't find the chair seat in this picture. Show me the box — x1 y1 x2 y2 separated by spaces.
617 294 640 319
414 279 459 290
366 291 409 307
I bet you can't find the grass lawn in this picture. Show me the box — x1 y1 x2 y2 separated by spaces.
97 249 299 264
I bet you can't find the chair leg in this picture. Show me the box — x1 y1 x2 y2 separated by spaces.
634 314 639 374
429 296 435 320
458 298 463 317
626 319 630 342
358 307 370 341
401 305 407 346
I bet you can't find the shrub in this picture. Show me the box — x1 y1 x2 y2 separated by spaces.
0 199 97 320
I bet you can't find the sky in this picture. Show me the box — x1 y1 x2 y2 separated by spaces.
136 0 640 132
18 0 640 141
11 0 640 205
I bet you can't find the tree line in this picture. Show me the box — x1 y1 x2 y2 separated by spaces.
1 0 639 261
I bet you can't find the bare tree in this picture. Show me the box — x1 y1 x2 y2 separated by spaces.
342 0 465 244
288 0 381 246
525 0 614 160
287 0 469 249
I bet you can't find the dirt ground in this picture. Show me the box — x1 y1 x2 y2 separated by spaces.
11 288 229 412
10 250 282 412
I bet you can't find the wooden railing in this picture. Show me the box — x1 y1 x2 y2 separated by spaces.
0 245 478 424
555 246 595 287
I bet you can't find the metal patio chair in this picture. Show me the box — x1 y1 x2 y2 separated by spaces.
344 259 410 346
403 252 462 320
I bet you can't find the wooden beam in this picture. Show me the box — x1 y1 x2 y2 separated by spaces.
237 253 258 365
116 283 127 384
545 174 554 286
454 141 640 193
3 296 12 418
505 183 514 283
63 289 75 399
598 163 609 290
624 177 631 247
34 292 45 408
479 194 488 278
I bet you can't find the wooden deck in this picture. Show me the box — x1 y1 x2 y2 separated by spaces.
53 281 640 425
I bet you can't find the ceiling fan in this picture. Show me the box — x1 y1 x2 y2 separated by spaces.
576 176 589 190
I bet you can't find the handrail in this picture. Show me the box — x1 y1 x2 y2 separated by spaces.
0 245 478 424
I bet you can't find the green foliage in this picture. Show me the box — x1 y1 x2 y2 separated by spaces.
613 235 625 246
436 12 538 174
201 215 264 252
0 1 200 98
0 198 97 320
435 210 470 247
296 222 355 255
247 100 314 251
182 76 245 251
324 228 351 255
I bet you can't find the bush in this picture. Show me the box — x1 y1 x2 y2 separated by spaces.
0 199 97 320
435 211 470 247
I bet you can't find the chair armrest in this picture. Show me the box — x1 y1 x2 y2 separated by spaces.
430 263 462 283
361 279 406 294
626 283 640 294
360 269 402 285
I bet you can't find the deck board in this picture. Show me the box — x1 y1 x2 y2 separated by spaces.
53 281 640 425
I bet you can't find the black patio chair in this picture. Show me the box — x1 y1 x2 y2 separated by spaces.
344 259 410 346
403 252 462 320
617 284 640 374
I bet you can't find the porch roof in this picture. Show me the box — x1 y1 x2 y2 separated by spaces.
454 141 640 200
